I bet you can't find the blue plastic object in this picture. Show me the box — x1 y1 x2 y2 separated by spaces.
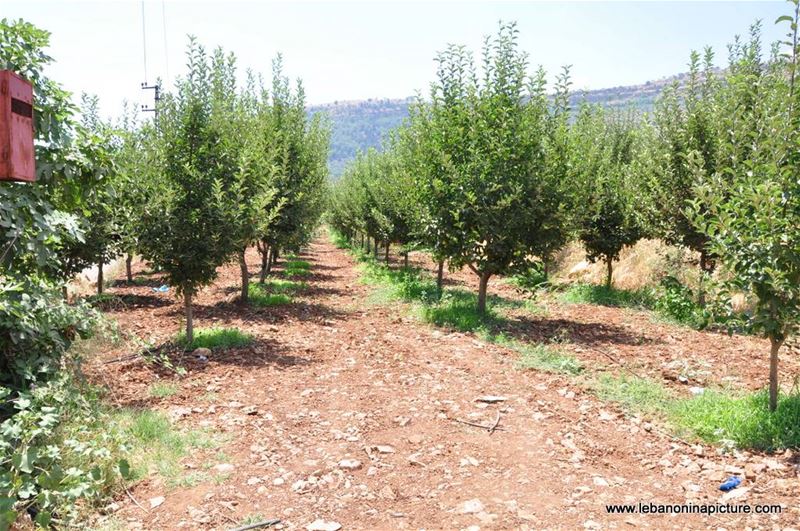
151 284 169 293
719 476 742 492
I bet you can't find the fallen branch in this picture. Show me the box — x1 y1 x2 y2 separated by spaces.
488 410 501 433
451 412 504 433
125 487 147 513
228 518 281 531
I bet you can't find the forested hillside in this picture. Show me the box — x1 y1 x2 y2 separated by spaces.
310 72 694 177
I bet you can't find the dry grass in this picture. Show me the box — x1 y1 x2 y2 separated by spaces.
550 239 673 290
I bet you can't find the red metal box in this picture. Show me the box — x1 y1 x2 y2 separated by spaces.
0 70 35 182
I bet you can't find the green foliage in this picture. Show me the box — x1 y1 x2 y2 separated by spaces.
258 56 330 271
283 260 312 278
594 373 674 416
691 3 800 410
572 106 646 286
674 390 800 451
560 283 656 309
0 375 129 528
247 285 292 307
595 374 800 451
176 327 253 350
492 334 583 375
653 276 706 327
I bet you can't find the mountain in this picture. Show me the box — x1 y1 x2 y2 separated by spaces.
308 72 692 178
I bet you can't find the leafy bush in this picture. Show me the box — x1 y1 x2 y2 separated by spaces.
0 279 98 394
653 276 706 328
509 263 550 292
560 283 656 309
0 375 129 528
176 328 253 350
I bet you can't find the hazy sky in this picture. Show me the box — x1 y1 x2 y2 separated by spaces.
2 1 790 117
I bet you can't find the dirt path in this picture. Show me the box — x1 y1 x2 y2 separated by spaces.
93 236 798 530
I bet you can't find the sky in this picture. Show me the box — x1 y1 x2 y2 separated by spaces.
1 1 791 118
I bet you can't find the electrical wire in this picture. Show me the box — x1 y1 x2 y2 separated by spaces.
162 0 169 81
141 0 148 82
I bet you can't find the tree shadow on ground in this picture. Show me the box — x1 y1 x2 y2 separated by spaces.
185 299 351 324
498 314 658 348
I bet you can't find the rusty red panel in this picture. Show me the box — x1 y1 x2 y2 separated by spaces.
0 70 36 182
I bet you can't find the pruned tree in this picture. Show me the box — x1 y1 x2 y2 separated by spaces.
693 5 800 411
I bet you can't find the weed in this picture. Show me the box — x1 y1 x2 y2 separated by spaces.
673 389 800 451
249 280 303 306
561 283 656 309
148 381 179 398
593 373 674 416
283 259 312 277
176 327 253 350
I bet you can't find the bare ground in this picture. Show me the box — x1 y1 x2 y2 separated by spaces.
87 235 800 530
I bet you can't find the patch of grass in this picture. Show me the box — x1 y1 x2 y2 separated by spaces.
283 259 312 278
561 283 656 309
498 336 583 375
177 327 253 350
117 409 187 479
169 471 210 488
421 290 500 332
591 373 800 451
593 373 674 416
238 514 268 526
673 390 800 452
113 409 226 482
248 280 303 306
148 381 179 398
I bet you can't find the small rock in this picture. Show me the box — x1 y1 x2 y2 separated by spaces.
273 477 285 486
584 520 601 530
192 347 212 358
338 459 362 471
149 496 165 509
247 477 262 485
306 519 342 531
374 445 396 454
379 485 397 500
592 476 609 487
460 456 480 467
724 465 744 475
458 498 485 514
745 463 767 480
721 486 751 502
213 463 235 473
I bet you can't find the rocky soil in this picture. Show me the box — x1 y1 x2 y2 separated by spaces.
87 235 800 530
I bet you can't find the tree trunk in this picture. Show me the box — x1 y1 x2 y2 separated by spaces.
239 248 249 303
698 249 709 307
97 260 104 294
184 289 194 345
259 246 269 283
265 248 273 277
436 259 444 298
62 285 68 300
360 233 364 249
477 272 491 314
404 251 409 269
373 238 378 258
605 257 613 289
126 254 133 282
543 259 549 280
769 336 783 412
385 242 390 263
272 248 279 265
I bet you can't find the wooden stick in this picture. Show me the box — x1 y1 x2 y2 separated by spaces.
228 518 281 531
488 410 501 433
125 487 147 513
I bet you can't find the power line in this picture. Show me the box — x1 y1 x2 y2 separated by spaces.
162 0 169 81
141 0 148 82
